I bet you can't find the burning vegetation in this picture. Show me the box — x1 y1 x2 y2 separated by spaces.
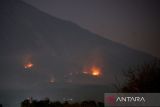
83 65 102 77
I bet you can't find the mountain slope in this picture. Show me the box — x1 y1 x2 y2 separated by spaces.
0 0 155 106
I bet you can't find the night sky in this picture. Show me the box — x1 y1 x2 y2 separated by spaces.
22 0 160 57
0 0 159 107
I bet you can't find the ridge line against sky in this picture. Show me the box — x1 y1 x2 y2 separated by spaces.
22 0 160 58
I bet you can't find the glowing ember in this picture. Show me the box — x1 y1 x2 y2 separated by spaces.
90 66 101 77
83 65 102 77
50 78 55 84
92 70 100 76
24 62 33 69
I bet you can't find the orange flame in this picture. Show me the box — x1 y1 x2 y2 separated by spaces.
24 62 33 69
91 66 101 77
83 65 102 77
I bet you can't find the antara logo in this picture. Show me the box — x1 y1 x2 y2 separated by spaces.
116 97 146 103
106 96 146 105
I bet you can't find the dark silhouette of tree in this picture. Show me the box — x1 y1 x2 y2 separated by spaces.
97 102 104 107
0 104 2 107
21 99 30 107
31 100 38 107
63 101 70 107
71 103 81 107
53 101 63 107
88 101 97 107
81 101 97 107
21 99 104 107
121 59 160 92
81 101 88 107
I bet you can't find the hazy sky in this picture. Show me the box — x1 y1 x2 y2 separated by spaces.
22 0 160 57
1 1 159 106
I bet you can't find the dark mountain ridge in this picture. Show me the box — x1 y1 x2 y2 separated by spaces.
0 0 155 106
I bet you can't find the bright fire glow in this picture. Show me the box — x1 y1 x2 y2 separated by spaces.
24 62 33 69
91 66 101 77
83 65 102 77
